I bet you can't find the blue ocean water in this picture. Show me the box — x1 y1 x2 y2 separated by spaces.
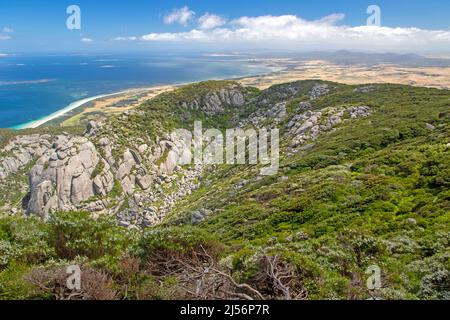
0 53 273 128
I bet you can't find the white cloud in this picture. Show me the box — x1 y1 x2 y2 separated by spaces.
164 6 195 26
0 35 11 40
314 13 345 25
140 13 450 52
113 36 138 41
81 37 93 43
142 29 220 42
2 27 13 33
198 13 226 29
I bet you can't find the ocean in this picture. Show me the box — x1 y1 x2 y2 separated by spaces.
0 53 274 129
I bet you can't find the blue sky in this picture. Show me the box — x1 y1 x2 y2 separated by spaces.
0 0 449 53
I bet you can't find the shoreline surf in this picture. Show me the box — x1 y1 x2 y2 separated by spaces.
11 82 193 130
12 90 136 130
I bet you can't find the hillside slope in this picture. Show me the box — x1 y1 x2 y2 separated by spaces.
0 80 449 300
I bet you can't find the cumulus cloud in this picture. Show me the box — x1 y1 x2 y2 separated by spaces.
0 35 11 40
140 13 450 52
164 6 195 26
2 27 13 33
81 37 93 43
198 13 226 29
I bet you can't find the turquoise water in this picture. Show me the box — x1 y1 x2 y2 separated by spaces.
0 53 273 128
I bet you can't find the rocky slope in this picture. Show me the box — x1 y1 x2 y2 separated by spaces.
0 81 372 225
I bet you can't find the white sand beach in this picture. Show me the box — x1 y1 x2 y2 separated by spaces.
14 91 130 129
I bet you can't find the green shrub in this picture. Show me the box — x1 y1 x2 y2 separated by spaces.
134 226 223 262
0 216 53 267
48 211 133 260
0 262 36 300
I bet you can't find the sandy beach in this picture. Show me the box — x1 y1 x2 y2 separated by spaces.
14 91 128 129
59 85 180 127
15 85 178 129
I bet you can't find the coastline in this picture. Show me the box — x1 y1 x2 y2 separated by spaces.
11 69 280 130
12 70 281 130
10 58 286 130
13 91 130 130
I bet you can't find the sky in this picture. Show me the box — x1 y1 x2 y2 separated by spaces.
0 0 449 54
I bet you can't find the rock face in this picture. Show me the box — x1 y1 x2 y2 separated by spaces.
4 124 201 222
158 132 193 174
309 84 330 100
287 105 371 152
116 165 203 228
348 106 371 118
182 85 246 115
245 102 288 128
22 133 159 218
26 136 104 218
252 82 305 108
85 120 101 136
0 134 53 181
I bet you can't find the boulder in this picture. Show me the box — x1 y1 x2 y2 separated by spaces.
310 84 330 100
25 136 106 216
136 173 152 190
191 209 212 225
